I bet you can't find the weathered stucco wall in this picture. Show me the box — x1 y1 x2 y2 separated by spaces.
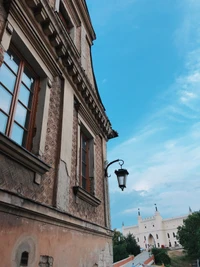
0 211 113 267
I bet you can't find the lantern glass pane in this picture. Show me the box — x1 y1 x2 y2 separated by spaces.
117 175 125 186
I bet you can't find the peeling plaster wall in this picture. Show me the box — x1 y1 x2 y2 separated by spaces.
0 211 113 267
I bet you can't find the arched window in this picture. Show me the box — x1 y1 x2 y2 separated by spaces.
156 234 159 239
167 233 170 238
20 251 29 266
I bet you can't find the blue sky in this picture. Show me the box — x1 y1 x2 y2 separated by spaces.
86 0 200 230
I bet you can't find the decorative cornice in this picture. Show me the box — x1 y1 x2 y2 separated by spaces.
0 189 113 236
7 0 117 140
72 0 96 43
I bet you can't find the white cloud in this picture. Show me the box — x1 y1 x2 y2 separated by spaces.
108 0 200 221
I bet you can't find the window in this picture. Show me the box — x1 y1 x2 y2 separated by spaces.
80 132 89 191
137 238 139 242
20 251 29 266
145 226 146 228
144 236 146 241
80 129 94 194
169 241 171 247
156 234 158 239
153 224 154 227
167 233 170 238
0 48 39 150
157 243 160 248
173 232 176 238
58 1 74 38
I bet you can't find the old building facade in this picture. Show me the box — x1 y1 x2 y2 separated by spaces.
0 0 117 266
122 208 191 249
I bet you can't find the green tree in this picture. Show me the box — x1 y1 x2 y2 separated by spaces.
125 233 140 256
177 211 200 259
112 230 140 263
152 248 171 265
113 229 128 262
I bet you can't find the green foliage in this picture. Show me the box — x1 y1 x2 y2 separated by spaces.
125 233 141 256
151 247 166 256
156 251 171 265
113 243 129 262
152 248 171 265
112 230 140 263
177 211 200 259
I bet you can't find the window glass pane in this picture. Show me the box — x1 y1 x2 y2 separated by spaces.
82 137 87 149
14 102 28 127
0 111 8 133
82 177 86 190
82 163 86 177
4 51 19 74
82 149 86 163
20 251 29 266
22 67 34 90
0 84 12 113
11 123 25 145
18 84 31 108
0 63 17 92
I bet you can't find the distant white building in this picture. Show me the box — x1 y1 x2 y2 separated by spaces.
122 206 191 249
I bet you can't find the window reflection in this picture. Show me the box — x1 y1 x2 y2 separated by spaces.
11 123 24 145
22 67 34 89
15 102 28 127
0 48 38 150
0 85 12 113
0 63 17 92
0 112 8 134
4 51 19 74
18 84 31 108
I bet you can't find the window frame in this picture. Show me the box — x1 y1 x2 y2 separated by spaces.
58 1 74 34
79 126 95 194
156 234 159 239
0 45 40 150
80 131 90 192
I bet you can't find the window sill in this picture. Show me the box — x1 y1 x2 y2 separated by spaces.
0 133 51 175
73 186 101 207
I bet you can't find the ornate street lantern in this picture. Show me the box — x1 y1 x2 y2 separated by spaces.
105 159 129 191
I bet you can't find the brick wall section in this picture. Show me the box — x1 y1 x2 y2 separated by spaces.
85 39 95 87
41 76 63 205
94 135 105 226
0 153 37 198
144 255 154 265
69 108 106 227
112 256 134 267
